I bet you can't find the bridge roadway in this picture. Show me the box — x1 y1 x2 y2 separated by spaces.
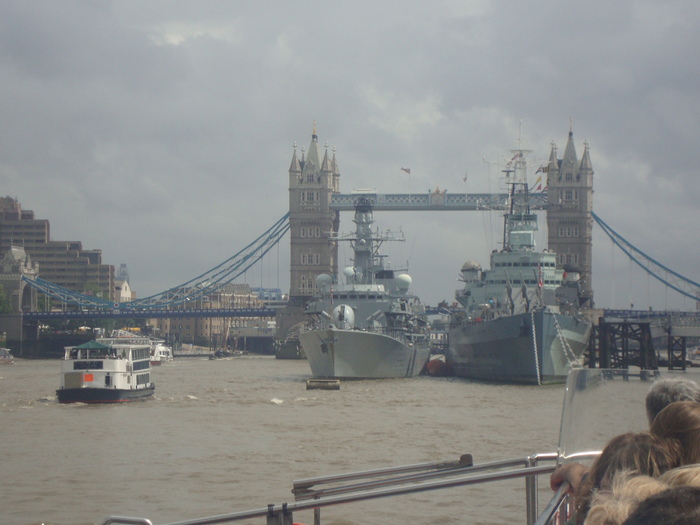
19 305 449 320
19 307 279 321
330 192 548 211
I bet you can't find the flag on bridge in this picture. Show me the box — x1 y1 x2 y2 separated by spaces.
401 167 411 174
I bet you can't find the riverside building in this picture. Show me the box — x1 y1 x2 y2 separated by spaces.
0 197 115 302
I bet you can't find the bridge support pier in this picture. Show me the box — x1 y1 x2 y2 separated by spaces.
667 335 688 371
587 319 657 370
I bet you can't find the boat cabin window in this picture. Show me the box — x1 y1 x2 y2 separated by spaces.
70 348 115 360
133 360 150 371
105 374 111 387
131 347 150 361
349 294 357 299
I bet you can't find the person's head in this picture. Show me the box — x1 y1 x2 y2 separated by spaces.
575 432 682 524
584 472 669 525
646 378 700 425
659 464 700 487
621 486 700 525
650 401 700 465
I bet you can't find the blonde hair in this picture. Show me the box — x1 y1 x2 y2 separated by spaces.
584 471 669 525
574 432 682 524
660 464 700 487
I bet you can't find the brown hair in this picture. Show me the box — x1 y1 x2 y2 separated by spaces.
650 401 700 465
575 432 682 524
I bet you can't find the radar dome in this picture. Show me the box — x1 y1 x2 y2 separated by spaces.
461 260 482 272
316 274 332 288
395 273 412 291
343 267 355 279
332 304 355 329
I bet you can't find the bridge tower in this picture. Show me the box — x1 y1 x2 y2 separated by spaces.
0 245 39 351
546 128 594 308
278 125 340 338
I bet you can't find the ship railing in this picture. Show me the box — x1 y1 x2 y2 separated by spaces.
102 451 601 525
362 325 422 342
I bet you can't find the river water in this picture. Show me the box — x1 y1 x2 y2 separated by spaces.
0 357 672 525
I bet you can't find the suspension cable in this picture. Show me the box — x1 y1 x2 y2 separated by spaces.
592 211 700 302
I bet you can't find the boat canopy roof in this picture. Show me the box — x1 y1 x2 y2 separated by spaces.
74 340 111 350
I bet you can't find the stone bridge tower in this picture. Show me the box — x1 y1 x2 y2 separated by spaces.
277 125 340 338
0 244 39 350
546 128 594 308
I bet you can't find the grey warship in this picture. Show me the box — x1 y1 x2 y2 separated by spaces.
446 150 591 385
299 197 431 379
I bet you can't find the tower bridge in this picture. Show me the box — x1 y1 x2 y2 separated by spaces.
3 126 700 365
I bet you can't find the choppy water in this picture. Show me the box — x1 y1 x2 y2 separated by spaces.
0 357 662 525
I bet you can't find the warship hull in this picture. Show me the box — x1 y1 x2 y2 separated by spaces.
447 309 591 385
299 328 431 379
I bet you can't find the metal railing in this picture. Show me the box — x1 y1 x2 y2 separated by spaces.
102 452 576 525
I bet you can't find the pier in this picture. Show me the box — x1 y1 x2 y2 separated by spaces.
587 310 700 371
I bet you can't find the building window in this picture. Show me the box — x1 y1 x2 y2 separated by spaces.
300 253 321 265
565 172 573 181
558 226 580 237
558 254 580 265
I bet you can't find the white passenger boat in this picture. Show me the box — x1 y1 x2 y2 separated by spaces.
150 341 174 365
299 197 431 379
56 338 155 404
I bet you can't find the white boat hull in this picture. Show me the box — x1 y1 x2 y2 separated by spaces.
299 328 431 379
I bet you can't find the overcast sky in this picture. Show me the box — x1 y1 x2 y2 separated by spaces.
1 1 699 311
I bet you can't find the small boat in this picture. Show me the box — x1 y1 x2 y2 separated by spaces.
56 339 155 404
0 347 14 365
150 341 174 365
